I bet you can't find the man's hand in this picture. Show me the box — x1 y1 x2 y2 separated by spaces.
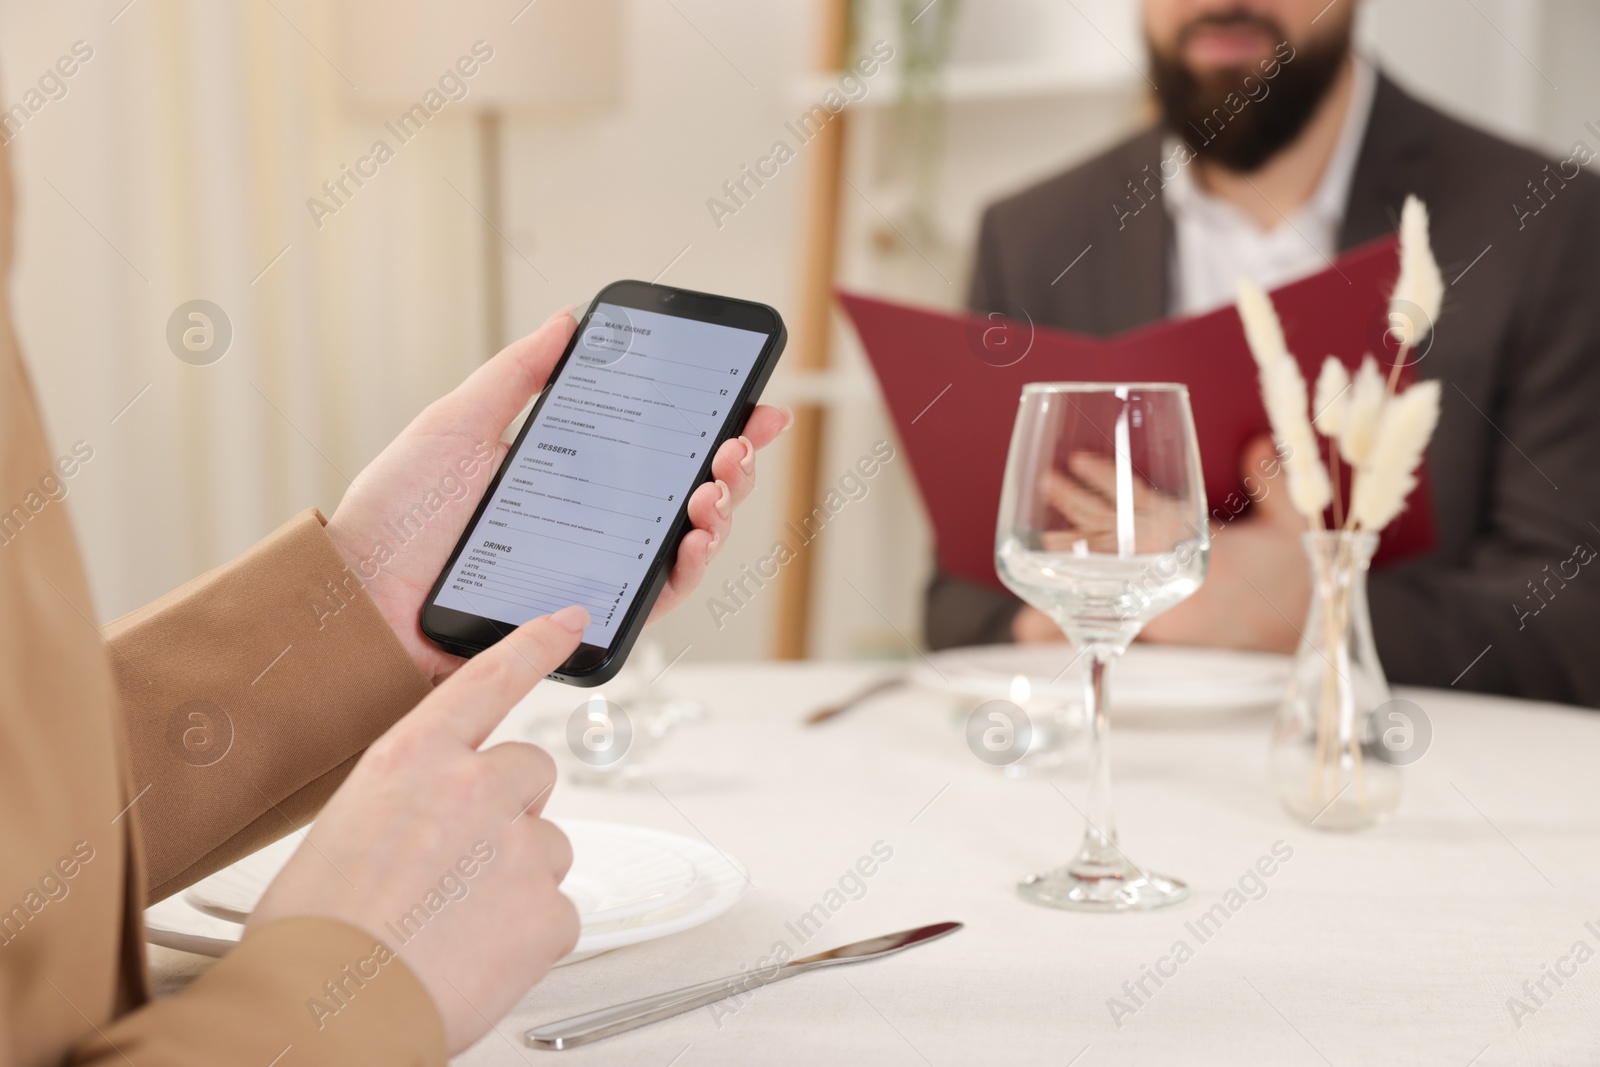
325 308 791 683
248 604 590 1054
1012 437 1311 650
1140 436 1310 651
1011 450 1193 645
1012 604 1064 644
1039 452 1194 553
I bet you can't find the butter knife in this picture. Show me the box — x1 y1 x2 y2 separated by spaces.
524 921 962 1050
803 675 905 725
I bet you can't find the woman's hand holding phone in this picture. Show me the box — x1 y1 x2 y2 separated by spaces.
271 297 787 1051
419 285 788 679
645 412 791 622
324 306 790 685
267 297 787 1050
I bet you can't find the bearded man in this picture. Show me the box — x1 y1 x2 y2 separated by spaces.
925 0 1600 708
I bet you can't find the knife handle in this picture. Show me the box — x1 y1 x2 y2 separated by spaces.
525 963 806 1049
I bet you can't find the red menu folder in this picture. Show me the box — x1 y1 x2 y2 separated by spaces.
838 235 1436 590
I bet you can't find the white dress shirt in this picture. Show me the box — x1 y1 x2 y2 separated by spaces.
1164 55 1378 318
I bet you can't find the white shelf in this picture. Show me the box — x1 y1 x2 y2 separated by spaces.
763 367 882 407
790 62 1143 108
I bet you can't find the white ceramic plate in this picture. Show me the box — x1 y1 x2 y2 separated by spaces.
184 821 699 927
913 643 1289 717
555 826 701 925
147 819 745 967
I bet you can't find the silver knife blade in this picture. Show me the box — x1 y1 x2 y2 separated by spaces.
787 921 964 968
525 921 963 1050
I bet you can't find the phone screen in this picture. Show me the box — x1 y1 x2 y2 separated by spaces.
431 300 771 650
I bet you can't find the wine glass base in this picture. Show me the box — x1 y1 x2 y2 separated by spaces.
1017 862 1189 912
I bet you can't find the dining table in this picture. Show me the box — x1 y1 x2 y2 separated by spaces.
149 657 1600 1065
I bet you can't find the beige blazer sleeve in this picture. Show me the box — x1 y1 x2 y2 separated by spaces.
68 917 448 1066
79 511 448 1066
104 507 435 900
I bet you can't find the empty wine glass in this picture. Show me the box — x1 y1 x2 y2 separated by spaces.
996 383 1209 911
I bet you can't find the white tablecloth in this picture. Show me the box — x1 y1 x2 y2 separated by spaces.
154 660 1600 1065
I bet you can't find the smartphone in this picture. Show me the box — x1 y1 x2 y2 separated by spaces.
420 281 787 685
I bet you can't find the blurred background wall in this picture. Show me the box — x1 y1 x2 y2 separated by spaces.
3 0 1597 668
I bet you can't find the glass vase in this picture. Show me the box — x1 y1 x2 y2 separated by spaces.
1268 530 1401 830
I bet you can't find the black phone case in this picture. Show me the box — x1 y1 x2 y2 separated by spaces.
419 281 787 685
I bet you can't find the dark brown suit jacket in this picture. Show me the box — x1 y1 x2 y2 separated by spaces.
928 71 1600 709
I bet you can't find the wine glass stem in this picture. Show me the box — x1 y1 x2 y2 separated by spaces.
1079 648 1120 867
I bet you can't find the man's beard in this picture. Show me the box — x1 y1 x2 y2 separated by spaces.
1148 13 1352 173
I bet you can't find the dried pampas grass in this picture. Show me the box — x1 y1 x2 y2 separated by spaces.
1338 357 1387 467
1237 277 1290 372
1349 379 1441 531
1389 195 1444 350
1234 195 1444 537
1312 357 1350 436
1268 360 1334 519
1237 280 1331 522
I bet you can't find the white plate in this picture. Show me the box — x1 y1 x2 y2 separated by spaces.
555 826 700 925
148 819 745 967
914 643 1289 716
184 820 699 928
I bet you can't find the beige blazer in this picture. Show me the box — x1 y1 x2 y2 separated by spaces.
0 141 446 1064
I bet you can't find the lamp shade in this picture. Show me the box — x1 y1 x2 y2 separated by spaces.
331 0 623 111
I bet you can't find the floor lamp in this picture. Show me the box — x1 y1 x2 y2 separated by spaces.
331 0 622 356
